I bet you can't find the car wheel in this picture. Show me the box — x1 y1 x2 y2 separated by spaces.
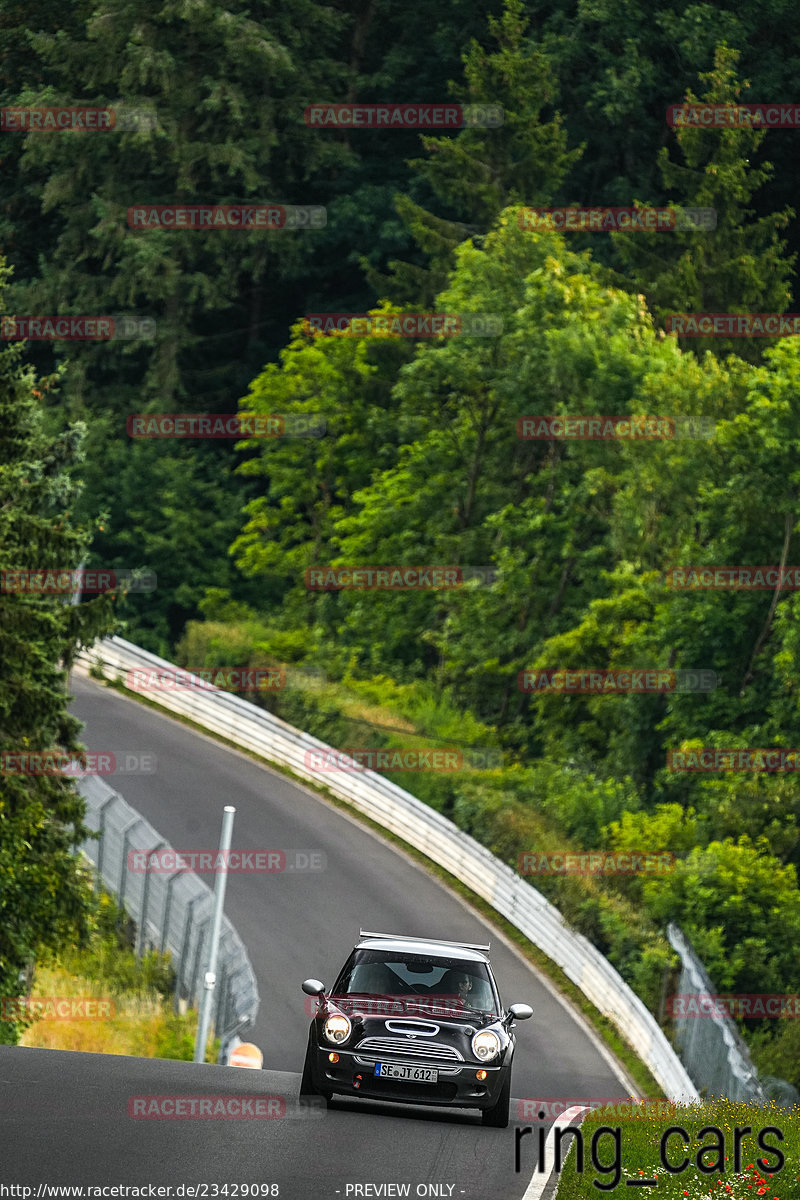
481 1074 511 1128
299 1043 330 1104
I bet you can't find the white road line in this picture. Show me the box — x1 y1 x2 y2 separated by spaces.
521 1104 593 1200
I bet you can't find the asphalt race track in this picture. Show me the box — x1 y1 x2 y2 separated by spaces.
0 675 636 1199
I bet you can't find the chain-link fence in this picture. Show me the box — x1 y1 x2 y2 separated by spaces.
77 773 259 1064
667 923 798 1107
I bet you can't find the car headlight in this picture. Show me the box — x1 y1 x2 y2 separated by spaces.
471 1029 501 1062
323 1013 352 1044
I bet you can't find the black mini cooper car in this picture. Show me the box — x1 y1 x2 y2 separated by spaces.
299 930 532 1126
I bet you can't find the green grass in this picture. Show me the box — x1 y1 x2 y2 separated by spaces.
21 888 219 1062
553 1100 800 1199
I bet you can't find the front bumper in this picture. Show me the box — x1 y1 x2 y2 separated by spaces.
311 1045 508 1109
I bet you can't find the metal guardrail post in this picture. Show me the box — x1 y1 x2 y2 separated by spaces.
138 840 167 956
190 923 207 1010
161 866 189 954
174 895 201 1012
194 806 235 1063
219 966 245 1048
118 817 145 912
214 961 227 1035
221 975 234 1040
95 791 119 880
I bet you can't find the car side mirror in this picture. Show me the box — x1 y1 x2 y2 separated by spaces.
301 978 326 996
505 1002 533 1025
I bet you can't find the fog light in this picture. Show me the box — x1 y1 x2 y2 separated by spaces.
476 1070 487 1080
328 1052 339 1063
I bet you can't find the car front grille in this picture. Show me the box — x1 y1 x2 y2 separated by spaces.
354 1036 464 1062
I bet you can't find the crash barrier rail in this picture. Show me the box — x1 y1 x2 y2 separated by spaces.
77 771 259 1064
667 924 797 1106
74 636 698 1100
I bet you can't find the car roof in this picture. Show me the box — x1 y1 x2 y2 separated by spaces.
355 933 491 965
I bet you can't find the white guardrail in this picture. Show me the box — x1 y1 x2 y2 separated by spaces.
74 636 699 1101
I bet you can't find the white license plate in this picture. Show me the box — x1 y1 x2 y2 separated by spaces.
374 1062 438 1083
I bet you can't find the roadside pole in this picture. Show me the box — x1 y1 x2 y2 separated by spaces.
193 805 235 1063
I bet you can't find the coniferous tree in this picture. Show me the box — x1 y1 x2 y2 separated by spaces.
364 0 583 305
0 262 116 1043
609 44 795 362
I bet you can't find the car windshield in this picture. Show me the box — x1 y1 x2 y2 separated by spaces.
334 949 498 1015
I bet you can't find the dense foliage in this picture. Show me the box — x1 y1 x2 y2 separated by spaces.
3 0 799 1082
0 270 116 1040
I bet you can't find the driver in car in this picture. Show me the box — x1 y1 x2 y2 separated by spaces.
438 968 495 1014
452 972 473 1001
